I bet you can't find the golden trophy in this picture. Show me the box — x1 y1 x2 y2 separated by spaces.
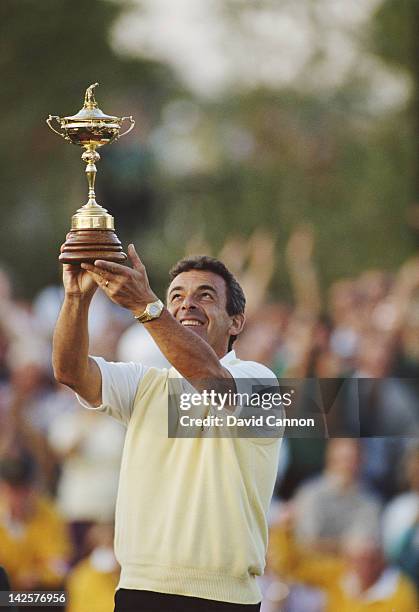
47 83 135 263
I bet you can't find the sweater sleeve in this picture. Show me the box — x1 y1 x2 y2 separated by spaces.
76 356 150 425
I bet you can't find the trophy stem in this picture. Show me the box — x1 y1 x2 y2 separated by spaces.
82 144 100 207
70 144 114 230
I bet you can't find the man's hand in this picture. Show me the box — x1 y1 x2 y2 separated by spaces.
80 244 158 315
62 263 98 299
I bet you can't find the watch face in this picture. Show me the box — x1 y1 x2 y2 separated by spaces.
149 303 160 317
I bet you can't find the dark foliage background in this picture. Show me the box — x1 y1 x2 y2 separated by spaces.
0 0 417 298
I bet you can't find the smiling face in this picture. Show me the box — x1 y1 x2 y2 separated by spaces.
167 270 245 358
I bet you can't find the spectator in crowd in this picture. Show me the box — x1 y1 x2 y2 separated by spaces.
353 331 418 437
397 512 419 590
0 359 59 493
293 439 381 553
116 322 170 367
33 282 132 361
268 510 418 611
47 406 125 563
0 454 71 590
66 523 119 612
382 443 419 565
351 332 418 498
234 304 289 366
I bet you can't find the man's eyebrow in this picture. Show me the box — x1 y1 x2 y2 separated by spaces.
168 285 184 295
168 284 217 296
196 284 217 293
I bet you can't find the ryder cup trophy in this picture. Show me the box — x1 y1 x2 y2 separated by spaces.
47 83 135 263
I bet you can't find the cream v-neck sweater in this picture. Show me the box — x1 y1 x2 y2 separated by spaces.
81 352 281 604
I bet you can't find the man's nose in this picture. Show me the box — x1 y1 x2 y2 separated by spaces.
181 295 198 310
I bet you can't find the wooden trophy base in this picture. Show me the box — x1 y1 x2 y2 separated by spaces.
59 229 127 264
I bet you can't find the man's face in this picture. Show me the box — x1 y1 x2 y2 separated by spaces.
326 439 361 485
1 482 33 521
345 543 384 590
167 270 243 357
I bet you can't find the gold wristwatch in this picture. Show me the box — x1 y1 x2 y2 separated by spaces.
134 299 164 324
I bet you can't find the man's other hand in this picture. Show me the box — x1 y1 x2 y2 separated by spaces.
80 244 158 315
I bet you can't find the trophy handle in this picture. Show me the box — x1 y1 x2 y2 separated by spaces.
46 115 67 139
118 116 135 139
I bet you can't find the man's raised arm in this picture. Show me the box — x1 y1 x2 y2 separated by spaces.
52 264 102 406
80 246 237 387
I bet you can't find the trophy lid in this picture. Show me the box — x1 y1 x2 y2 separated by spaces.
64 83 120 122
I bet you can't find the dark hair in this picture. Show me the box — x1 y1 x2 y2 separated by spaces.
0 454 35 487
169 255 245 350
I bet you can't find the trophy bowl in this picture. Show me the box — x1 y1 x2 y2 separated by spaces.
58 114 122 147
47 83 134 148
47 83 135 264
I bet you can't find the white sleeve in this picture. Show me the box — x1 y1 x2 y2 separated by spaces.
76 356 149 425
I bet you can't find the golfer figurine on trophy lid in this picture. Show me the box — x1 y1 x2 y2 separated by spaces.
47 83 135 263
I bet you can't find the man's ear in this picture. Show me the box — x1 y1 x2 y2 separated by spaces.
229 313 245 337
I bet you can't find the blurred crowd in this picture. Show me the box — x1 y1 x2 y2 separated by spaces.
0 225 418 611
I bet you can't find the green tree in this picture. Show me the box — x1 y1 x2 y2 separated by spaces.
0 0 177 296
150 0 416 293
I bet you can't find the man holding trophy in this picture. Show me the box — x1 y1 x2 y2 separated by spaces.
50 85 280 612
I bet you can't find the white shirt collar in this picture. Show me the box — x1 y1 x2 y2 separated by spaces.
220 350 238 365
341 567 400 602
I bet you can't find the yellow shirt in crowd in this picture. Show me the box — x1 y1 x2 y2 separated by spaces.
0 494 71 589
269 527 418 612
66 557 119 612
